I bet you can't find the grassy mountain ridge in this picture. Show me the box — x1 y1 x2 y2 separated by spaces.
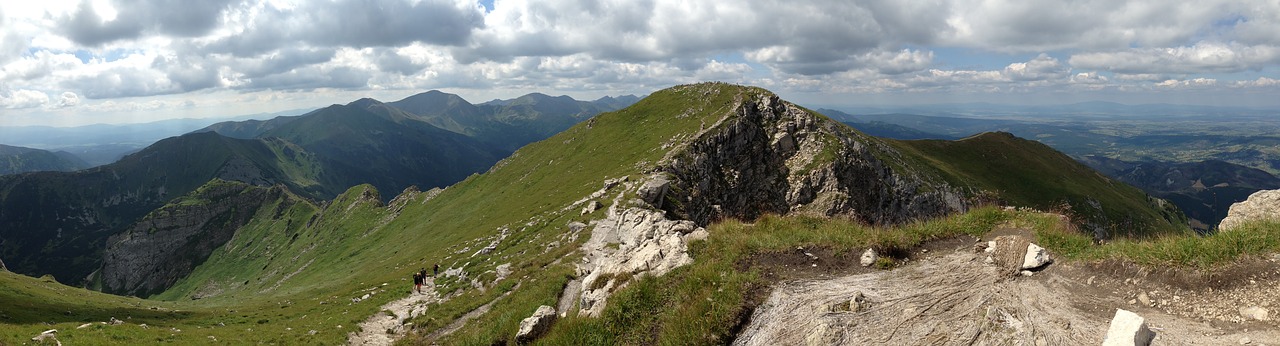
887 132 1186 238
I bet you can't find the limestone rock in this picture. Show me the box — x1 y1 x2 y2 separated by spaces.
637 175 671 207
1220 189 1280 231
581 200 603 215
1021 243 1052 269
1240 306 1270 321
516 305 556 344
32 329 57 343
0 257 6 271
860 248 878 267
1102 309 1155 346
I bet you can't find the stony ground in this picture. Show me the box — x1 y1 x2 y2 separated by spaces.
733 231 1280 345
347 280 440 346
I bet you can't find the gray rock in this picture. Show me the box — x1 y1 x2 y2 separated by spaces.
1220 189 1280 231
860 248 878 267
581 200 603 215
637 175 671 207
1240 306 1270 321
0 257 5 271
516 305 556 343
1102 309 1155 346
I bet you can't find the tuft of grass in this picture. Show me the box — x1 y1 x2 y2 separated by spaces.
1030 213 1280 268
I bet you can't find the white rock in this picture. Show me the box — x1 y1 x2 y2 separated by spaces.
1220 189 1280 231
985 241 996 253
1240 306 1270 321
1102 309 1155 346
1021 243 1052 269
860 248 878 267
516 305 557 343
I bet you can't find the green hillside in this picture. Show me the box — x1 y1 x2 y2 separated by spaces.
887 132 1186 238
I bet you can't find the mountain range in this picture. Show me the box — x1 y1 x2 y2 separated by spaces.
0 90 635 287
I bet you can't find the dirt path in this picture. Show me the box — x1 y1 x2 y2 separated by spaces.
734 238 1280 345
347 281 440 346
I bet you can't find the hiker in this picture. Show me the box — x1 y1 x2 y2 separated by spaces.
413 268 424 294
433 263 439 277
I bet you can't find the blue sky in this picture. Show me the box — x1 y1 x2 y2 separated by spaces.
1 0 1278 126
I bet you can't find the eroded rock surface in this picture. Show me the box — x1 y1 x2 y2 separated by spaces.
1220 189 1280 231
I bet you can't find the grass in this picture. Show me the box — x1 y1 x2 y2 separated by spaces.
1032 215 1280 268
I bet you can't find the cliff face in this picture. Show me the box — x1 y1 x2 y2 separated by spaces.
99 180 295 297
659 90 965 226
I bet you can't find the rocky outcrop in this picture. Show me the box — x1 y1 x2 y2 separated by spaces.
1219 189 1280 231
516 305 556 343
100 180 294 297
0 257 6 271
1102 309 1155 346
659 89 965 226
572 86 972 317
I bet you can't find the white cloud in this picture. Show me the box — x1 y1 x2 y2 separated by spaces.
1069 42 1280 74
0 89 49 109
1155 78 1218 88
1233 77 1280 88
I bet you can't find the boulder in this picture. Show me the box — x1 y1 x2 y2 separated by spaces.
32 329 57 343
1102 309 1155 346
637 175 671 207
1220 189 1280 231
1021 243 1052 269
1240 306 1270 321
860 248 878 267
516 305 557 344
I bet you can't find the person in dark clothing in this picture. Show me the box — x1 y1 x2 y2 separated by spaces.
413 269 424 294
433 263 439 277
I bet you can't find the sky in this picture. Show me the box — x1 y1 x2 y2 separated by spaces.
1 0 1279 126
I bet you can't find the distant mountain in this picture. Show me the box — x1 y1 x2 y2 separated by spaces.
1078 155 1280 230
0 131 322 286
813 109 954 140
192 115 304 139
0 109 312 167
260 99 504 200
0 144 89 175
388 91 636 152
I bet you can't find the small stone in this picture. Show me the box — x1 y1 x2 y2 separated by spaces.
1087 276 1095 286
1240 306 1270 321
77 323 94 329
1020 270 1034 277
860 248 878 267
1021 243 1052 269
1102 309 1155 346
1137 292 1153 307
1240 336 1252 345
308 330 318 335
1128 299 1137 305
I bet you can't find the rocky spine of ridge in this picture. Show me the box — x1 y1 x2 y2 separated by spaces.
99 180 297 297
573 84 969 316
1219 189 1280 231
